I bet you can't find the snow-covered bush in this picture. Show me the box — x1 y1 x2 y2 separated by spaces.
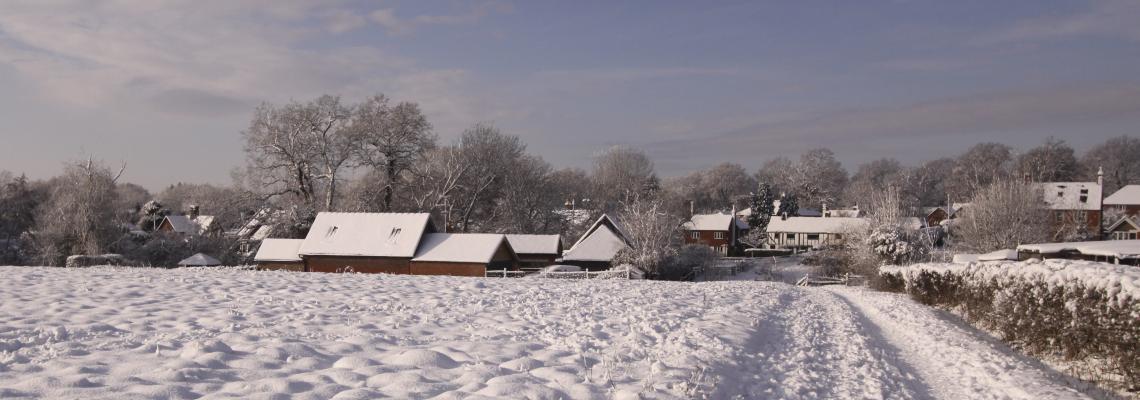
880 260 1140 391
658 244 720 281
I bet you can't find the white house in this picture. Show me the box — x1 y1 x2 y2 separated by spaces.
764 217 868 249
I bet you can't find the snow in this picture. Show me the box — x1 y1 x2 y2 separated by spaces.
952 249 1018 263
0 266 1098 399
1103 184 1140 205
682 213 747 231
505 234 561 256
1037 182 1102 211
297 212 434 258
1017 239 1140 260
254 239 304 262
766 216 868 234
411 233 509 263
176 253 222 267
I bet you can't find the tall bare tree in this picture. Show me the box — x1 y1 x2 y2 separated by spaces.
32 159 124 265
945 142 1013 200
591 146 657 209
952 180 1048 252
1017 137 1078 182
351 95 435 211
1081 135 1140 194
452 123 527 232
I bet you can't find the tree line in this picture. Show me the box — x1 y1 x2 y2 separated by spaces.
1 92 1138 269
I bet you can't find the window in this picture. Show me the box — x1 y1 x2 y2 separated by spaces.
1055 213 1063 223
834 234 843 240
806 234 820 241
324 226 339 239
1079 195 1088 203
690 231 699 239
714 231 725 240
786 233 796 240
1078 211 1087 221
387 227 402 242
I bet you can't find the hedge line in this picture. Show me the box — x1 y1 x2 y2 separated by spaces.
880 259 1139 393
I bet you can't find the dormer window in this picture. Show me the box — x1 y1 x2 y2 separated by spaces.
324 226 338 239
1079 195 1088 203
387 228 402 241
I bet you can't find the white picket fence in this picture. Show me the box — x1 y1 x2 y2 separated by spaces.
483 269 633 280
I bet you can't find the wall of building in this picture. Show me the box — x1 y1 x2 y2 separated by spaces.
1049 210 1102 239
766 232 842 249
516 254 557 270
683 230 738 255
256 262 304 272
305 256 410 274
408 262 486 277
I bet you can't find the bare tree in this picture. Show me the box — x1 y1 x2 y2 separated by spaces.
1017 137 1079 182
32 159 124 265
905 157 955 206
241 95 354 210
952 180 1049 253
351 95 435 211
755 157 797 196
1081 135 1140 194
845 158 906 209
791 148 848 210
452 123 527 232
612 196 682 277
591 146 657 209
945 143 1013 200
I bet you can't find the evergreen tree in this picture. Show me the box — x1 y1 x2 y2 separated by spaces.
778 192 799 219
744 183 774 247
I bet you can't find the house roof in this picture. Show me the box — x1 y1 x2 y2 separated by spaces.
298 212 435 258
411 233 515 264
1017 240 1140 260
766 217 868 234
163 215 215 235
683 213 748 231
1107 216 1140 233
505 234 562 255
1105 185 1140 206
254 239 304 262
562 225 629 262
177 253 222 266
737 205 823 218
1037 182 1102 211
568 214 629 251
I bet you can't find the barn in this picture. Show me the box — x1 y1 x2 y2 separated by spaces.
297 213 436 274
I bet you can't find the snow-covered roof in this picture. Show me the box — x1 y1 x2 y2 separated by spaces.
163 215 215 235
683 213 748 231
554 209 593 225
254 239 304 262
505 234 562 255
1104 185 1140 206
411 233 513 264
737 206 823 218
766 217 868 234
568 214 629 251
1036 182 1101 211
251 225 274 241
298 212 435 258
1017 240 1140 260
177 253 222 266
562 225 629 262
952 249 1018 263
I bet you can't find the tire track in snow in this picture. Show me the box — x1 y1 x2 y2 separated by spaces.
825 286 1095 400
718 287 930 399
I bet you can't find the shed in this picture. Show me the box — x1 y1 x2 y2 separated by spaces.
299 212 436 274
562 214 631 270
177 253 222 267
254 238 305 271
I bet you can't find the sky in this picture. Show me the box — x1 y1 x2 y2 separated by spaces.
1 0 1139 190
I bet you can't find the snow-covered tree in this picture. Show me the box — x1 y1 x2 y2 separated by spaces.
591 146 657 210
31 159 125 266
1080 135 1140 194
743 183 774 246
350 95 435 211
951 179 1049 252
612 196 682 278
1016 137 1078 182
945 142 1013 200
777 192 799 218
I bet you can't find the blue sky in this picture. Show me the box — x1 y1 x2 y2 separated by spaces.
1 1 1138 189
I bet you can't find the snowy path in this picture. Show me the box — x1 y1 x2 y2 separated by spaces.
0 267 1099 399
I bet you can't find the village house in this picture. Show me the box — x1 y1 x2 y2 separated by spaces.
682 212 749 256
561 214 631 271
764 216 868 249
505 234 563 271
1104 184 1140 216
1017 239 1140 266
157 205 216 236
253 212 520 277
1036 174 1103 240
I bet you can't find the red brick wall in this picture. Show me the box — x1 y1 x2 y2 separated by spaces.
683 230 732 248
408 262 486 277
305 256 410 274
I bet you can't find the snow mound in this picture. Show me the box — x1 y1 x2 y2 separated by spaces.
384 349 460 369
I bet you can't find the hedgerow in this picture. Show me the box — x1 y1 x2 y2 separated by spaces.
880 259 1140 393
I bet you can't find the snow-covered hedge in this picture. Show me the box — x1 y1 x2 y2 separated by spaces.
880 259 1140 390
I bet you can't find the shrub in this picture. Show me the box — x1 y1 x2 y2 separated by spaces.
880 260 1140 392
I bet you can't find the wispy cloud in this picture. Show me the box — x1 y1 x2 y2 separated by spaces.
369 1 511 35
978 0 1140 44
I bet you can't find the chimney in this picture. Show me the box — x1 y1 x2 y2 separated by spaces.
188 205 200 220
822 203 829 218
690 200 695 218
1097 166 1104 187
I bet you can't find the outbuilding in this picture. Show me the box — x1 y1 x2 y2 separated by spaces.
254 239 305 271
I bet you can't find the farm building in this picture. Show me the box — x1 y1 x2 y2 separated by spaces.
505 234 563 270
561 214 631 271
765 217 868 249
1016 240 1140 266
252 212 520 276
254 238 305 271
682 212 749 256
1104 184 1140 216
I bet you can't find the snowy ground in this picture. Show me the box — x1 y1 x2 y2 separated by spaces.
0 266 1102 399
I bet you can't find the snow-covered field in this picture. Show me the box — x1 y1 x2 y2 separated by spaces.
0 266 1099 399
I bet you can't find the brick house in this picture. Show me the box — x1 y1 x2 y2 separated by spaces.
682 213 749 256
1037 180 1103 240
1104 185 1140 216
